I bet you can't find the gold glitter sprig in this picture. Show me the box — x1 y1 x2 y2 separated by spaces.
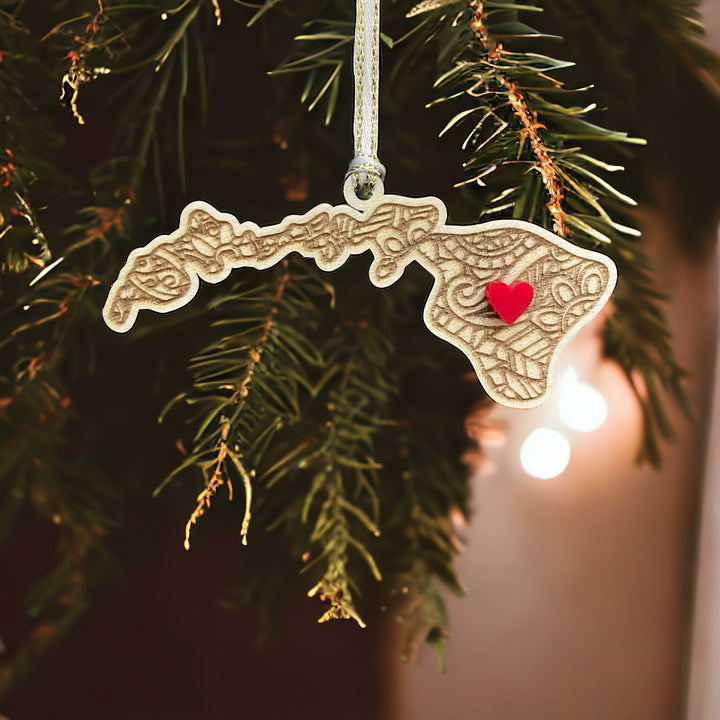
59 1 110 125
183 262 290 550
470 1 566 236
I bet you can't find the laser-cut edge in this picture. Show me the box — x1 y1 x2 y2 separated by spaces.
103 195 617 408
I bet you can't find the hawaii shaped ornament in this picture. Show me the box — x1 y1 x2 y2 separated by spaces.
103 185 617 408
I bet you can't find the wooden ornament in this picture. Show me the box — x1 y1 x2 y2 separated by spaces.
103 181 617 408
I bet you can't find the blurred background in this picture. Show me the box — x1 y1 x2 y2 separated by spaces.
397 4 720 718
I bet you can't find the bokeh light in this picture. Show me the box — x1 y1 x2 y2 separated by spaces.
558 366 608 433
520 428 571 479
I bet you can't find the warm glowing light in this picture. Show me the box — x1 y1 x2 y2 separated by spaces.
558 366 608 433
520 428 571 479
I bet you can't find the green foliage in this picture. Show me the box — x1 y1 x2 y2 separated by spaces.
403 0 688 465
0 347 118 697
0 0 221 695
0 8 58 277
263 0 698 464
272 17 354 124
158 264 324 500
378 412 468 664
298 320 393 626
163 260 457 630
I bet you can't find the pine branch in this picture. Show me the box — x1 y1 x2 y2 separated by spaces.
300 319 396 627
268 4 402 124
0 11 60 277
159 261 328 546
0 1 219 677
43 0 218 207
270 16 354 124
265 0 688 463
411 0 686 464
157 263 396 627
178 264 292 548
381 415 467 666
0 364 118 698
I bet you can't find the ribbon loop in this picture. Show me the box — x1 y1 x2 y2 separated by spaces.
346 0 383 193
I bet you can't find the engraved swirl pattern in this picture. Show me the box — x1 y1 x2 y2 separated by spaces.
419 229 612 404
103 197 616 408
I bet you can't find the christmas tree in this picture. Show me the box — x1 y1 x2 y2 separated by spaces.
1 0 719 714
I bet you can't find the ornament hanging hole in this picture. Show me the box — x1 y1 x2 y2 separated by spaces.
343 176 384 211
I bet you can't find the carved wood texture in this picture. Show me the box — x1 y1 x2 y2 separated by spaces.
103 196 616 407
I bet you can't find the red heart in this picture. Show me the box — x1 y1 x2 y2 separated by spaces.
485 281 534 324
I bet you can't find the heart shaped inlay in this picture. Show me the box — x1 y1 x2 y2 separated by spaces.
486 281 534 324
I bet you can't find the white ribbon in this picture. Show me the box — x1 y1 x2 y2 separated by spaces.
346 0 385 191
